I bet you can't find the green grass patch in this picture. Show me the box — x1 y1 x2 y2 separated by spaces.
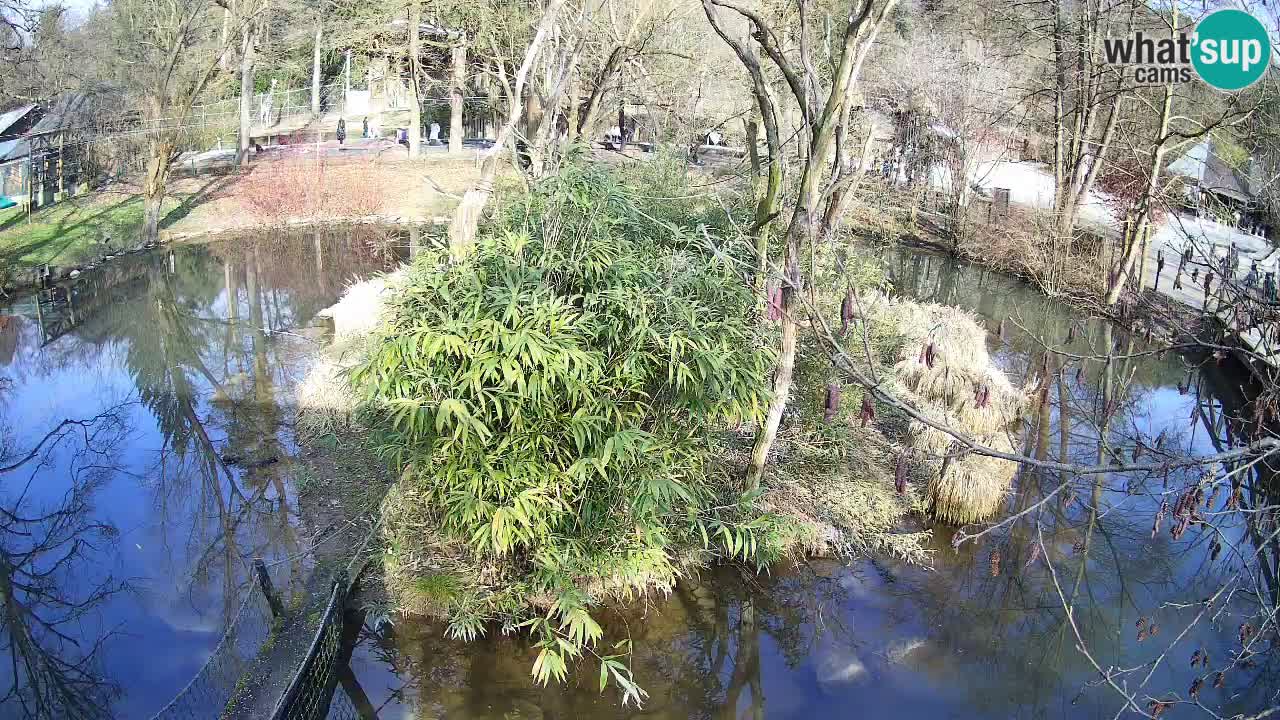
0 194 154 269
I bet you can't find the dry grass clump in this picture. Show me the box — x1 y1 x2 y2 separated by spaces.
920 430 1018 524
295 355 361 438
761 424 933 565
869 297 1027 525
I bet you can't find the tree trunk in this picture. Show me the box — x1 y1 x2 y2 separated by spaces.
407 2 421 158
449 43 466 153
741 0 898 490
617 103 627 153
143 139 175 243
745 116 760 177
448 1 563 259
1103 9 1175 306
576 45 625 138
566 70 581 144
237 26 255 169
311 22 322 116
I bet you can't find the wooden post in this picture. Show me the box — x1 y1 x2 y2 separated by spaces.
449 42 466 153
253 558 285 617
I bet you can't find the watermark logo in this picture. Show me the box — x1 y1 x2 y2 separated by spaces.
1102 9 1271 90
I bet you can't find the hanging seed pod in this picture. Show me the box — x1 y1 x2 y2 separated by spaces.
823 383 842 424
894 455 908 495
1072 539 1085 555
1201 651 1210 669
859 394 875 427
1152 501 1167 538
989 549 1001 577
1206 485 1220 509
1240 623 1255 645
1024 542 1041 569
1191 649 1202 667
1136 616 1147 630
1214 672 1225 689
1189 677 1203 699
1138 627 1149 642
1148 701 1171 718
1228 486 1242 510
1149 623 1160 637
840 288 855 336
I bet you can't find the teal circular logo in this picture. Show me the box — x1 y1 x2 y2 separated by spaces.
1192 9 1271 91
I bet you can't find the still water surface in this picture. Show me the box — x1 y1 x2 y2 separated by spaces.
0 235 1272 718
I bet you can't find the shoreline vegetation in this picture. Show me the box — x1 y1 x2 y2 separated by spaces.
295 160 1029 700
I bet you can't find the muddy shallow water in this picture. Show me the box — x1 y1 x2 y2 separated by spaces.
0 233 1273 719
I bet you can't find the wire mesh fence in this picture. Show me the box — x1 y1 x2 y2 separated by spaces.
148 589 276 720
269 571 351 720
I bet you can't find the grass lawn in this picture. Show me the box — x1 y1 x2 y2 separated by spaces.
0 186 202 271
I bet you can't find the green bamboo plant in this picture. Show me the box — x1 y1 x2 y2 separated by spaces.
354 163 779 703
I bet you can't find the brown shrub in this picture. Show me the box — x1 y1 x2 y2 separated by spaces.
240 156 389 225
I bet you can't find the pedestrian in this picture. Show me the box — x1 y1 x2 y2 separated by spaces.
1267 272 1278 303
1245 265 1260 291
1183 245 1193 264
1191 267 1199 284
362 117 369 138
1154 250 1165 292
336 118 346 145
1204 269 1214 307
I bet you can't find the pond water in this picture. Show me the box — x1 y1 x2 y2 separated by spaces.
0 235 1273 719
337 245 1276 719
0 226 415 718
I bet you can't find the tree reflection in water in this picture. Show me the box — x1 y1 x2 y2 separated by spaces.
0 405 132 719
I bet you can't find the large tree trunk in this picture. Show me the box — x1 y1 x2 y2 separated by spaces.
237 26 255 169
311 21 322 116
576 45 625 139
449 43 466 153
448 1 563 259
407 2 421 158
143 139 175 243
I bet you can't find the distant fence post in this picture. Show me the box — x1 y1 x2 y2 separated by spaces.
989 188 1010 225
253 558 285 617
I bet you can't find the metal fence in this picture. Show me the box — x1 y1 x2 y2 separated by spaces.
268 571 351 720
148 589 276 720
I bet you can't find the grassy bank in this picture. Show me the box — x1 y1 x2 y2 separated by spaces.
0 192 155 269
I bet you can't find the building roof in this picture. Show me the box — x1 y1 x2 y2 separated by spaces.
0 87 125 162
0 105 37 138
1167 138 1258 204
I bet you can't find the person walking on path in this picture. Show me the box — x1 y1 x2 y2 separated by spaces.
1267 272 1278 303
1203 269 1214 309
1154 250 1165 292
336 118 346 146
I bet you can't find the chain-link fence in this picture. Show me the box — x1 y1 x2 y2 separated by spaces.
148 589 276 720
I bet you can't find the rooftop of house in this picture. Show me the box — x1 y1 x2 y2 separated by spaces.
1167 137 1259 204
0 104 39 139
